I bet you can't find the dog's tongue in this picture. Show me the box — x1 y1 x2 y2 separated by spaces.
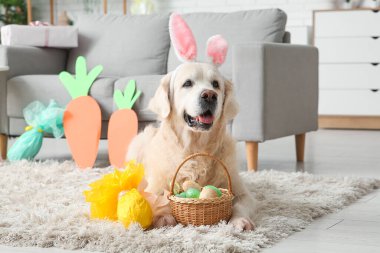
196 115 214 124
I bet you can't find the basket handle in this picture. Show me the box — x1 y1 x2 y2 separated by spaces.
169 152 233 195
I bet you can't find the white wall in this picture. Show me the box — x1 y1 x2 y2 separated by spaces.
29 0 378 44
26 0 380 25
32 0 336 26
157 0 336 26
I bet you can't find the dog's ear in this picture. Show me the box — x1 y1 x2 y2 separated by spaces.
148 73 172 119
169 13 197 62
206 35 228 66
222 79 239 121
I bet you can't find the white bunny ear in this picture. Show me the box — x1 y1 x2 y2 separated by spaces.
206 35 228 66
169 13 197 62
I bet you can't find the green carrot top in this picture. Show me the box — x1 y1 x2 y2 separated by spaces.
59 56 103 99
114 80 142 110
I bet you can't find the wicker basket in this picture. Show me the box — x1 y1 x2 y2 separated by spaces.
168 153 234 226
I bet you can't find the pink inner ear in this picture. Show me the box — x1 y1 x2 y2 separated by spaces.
169 13 197 62
206 35 228 66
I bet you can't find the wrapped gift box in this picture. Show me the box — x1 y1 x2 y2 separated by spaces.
1 25 78 48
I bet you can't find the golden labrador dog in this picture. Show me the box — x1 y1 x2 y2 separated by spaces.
126 62 257 231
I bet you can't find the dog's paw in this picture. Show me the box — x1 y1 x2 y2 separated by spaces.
153 215 177 228
229 217 255 231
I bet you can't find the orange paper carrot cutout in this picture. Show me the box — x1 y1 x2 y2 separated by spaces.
108 80 141 168
59 56 103 169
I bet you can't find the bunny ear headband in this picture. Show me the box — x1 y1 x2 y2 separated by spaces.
169 12 228 66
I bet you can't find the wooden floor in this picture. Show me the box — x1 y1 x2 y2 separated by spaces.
1 129 379 253
263 191 380 253
244 129 380 253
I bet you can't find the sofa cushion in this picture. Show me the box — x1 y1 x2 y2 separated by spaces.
67 14 170 77
167 9 287 79
7 75 116 120
114 75 164 122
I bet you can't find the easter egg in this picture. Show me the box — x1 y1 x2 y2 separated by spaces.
199 188 218 199
172 181 182 195
203 185 222 197
175 192 187 198
182 180 201 191
117 189 153 229
185 188 200 198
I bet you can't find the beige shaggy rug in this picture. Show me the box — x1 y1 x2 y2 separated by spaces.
0 160 379 253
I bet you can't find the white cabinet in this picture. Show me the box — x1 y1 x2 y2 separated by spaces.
314 10 380 37
319 90 380 115
320 64 380 89
314 9 380 117
317 37 380 63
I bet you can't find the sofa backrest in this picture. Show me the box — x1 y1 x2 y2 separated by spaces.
167 9 287 79
283 31 291 43
67 14 170 77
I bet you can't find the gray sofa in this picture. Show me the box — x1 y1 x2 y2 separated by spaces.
0 9 318 170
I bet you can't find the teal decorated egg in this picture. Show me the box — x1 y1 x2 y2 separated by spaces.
185 188 200 198
175 192 187 198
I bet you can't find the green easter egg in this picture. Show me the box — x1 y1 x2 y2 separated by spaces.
185 188 200 198
175 192 187 198
204 185 222 197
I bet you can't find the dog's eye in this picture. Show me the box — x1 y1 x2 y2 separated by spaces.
212 80 220 89
183 79 193 88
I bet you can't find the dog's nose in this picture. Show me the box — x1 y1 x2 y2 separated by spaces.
201 90 217 102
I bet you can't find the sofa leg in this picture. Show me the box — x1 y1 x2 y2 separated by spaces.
245 141 258 172
0 134 8 160
295 133 305 162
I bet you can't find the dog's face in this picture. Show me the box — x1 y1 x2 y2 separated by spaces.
173 63 224 131
149 62 238 132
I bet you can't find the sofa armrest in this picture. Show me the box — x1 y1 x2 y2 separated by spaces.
0 46 67 134
0 67 9 134
0 45 68 79
231 42 319 142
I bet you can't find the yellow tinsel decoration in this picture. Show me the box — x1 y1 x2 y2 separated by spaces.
83 161 152 229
